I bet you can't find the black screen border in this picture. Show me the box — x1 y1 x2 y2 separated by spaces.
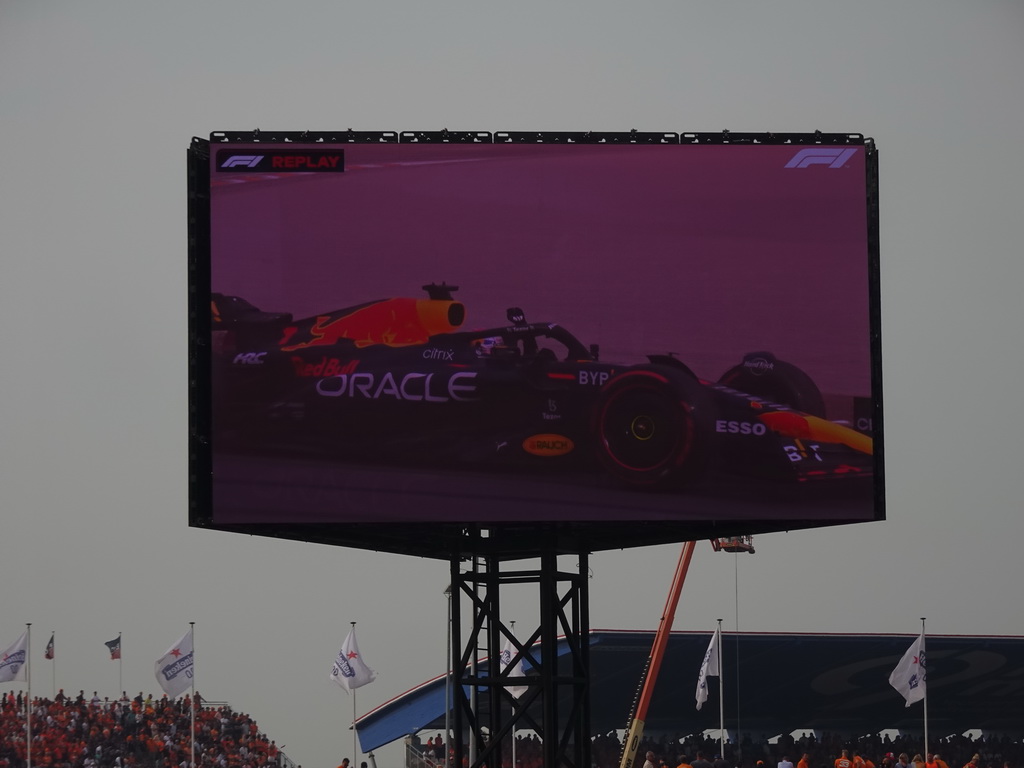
187 131 882 560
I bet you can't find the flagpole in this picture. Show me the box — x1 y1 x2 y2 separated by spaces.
51 631 55 700
444 585 452 768
733 555 742 767
717 619 724 759
329 622 376 759
26 623 32 768
114 630 122 696
921 617 928 760
351 621 357 767
190 622 196 768
511 620 517 768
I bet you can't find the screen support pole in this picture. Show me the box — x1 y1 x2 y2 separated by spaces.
450 536 591 768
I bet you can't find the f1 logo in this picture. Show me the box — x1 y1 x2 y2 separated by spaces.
784 147 857 168
220 155 265 169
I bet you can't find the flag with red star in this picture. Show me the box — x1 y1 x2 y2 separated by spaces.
329 627 376 692
45 633 55 660
888 631 926 706
154 629 194 697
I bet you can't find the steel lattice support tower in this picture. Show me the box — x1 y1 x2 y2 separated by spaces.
449 543 591 768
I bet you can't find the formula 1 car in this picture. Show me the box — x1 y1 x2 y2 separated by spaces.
210 284 872 490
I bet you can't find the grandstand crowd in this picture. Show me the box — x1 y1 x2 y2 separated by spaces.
409 730 1021 768
0 691 283 768
588 730 1021 768
3 691 1020 768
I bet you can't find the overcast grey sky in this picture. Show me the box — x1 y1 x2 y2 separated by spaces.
2 2 1023 767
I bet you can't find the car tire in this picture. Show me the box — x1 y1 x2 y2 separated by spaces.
717 352 826 418
593 365 714 489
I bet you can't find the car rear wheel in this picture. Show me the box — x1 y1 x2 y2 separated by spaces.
717 351 826 417
593 365 713 489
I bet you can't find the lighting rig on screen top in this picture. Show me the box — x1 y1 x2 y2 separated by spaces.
710 535 755 554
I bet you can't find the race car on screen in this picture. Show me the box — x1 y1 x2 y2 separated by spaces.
211 284 872 490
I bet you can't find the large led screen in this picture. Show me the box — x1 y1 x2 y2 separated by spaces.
189 131 882 554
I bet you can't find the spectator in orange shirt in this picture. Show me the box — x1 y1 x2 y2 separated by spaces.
799 754 812 768
837 750 855 768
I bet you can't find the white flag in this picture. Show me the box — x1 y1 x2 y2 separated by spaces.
695 627 721 711
154 629 194 698
888 631 926 706
0 631 28 683
499 638 528 699
330 627 376 692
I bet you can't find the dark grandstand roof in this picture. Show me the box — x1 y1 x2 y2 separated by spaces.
355 631 1024 753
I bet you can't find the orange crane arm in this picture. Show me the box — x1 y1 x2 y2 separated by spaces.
618 540 697 768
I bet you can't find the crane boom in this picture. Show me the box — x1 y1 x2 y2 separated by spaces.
618 540 697 768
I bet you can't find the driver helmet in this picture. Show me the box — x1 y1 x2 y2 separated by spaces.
473 335 510 357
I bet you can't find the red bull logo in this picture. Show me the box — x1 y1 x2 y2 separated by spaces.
291 356 358 377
